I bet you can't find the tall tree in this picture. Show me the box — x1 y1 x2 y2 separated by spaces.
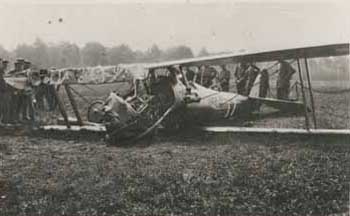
60 42 81 67
145 44 162 62
164 45 194 60
47 44 62 68
107 44 135 65
81 42 107 66
32 38 50 68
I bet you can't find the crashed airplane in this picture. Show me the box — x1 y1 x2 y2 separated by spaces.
1 43 349 144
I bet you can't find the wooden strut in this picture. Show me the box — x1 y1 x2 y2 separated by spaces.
64 84 83 126
304 58 317 129
52 86 71 129
296 58 310 130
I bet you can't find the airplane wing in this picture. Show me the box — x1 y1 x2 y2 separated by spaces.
145 42 348 113
146 43 349 69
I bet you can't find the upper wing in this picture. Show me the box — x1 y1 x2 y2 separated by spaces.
146 43 349 69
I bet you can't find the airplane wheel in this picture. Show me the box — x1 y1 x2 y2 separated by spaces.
87 100 105 123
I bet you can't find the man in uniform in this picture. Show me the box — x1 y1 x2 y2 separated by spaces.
234 62 249 95
9 59 26 122
35 69 51 111
219 64 231 92
259 69 269 98
276 60 296 100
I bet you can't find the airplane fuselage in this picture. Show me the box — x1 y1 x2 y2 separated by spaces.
169 80 252 126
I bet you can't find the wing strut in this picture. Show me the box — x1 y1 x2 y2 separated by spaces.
304 57 317 129
296 58 310 130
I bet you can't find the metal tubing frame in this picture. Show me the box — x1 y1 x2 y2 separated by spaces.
296 58 310 130
304 58 317 129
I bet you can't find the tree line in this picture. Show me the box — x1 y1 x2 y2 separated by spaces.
0 38 348 81
0 38 210 69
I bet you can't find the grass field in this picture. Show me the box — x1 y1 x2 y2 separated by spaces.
1 133 349 215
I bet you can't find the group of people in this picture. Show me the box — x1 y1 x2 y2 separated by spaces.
234 60 296 99
0 58 35 124
0 58 57 125
183 60 295 100
183 63 262 95
234 62 261 96
185 65 231 92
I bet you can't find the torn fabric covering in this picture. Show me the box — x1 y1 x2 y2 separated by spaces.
51 64 148 85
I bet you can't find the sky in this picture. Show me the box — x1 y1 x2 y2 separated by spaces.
0 0 349 54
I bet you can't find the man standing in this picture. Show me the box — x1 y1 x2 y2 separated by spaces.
219 64 231 92
245 63 260 95
259 69 269 98
8 59 25 122
234 62 249 95
203 66 218 88
276 60 296 100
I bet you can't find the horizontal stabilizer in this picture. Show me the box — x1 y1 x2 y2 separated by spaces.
248 96 306 112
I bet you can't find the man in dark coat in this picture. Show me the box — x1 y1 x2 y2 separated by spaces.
259 69 269 98
234 62 249 95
